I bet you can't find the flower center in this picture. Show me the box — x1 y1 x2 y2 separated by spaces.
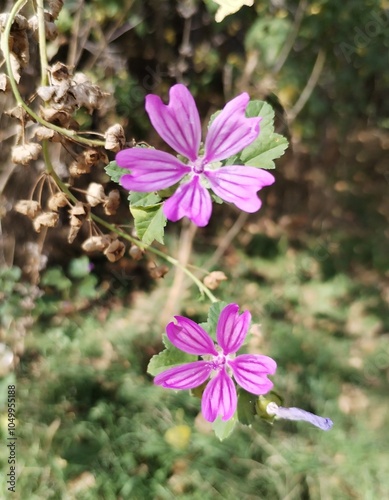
191 157 206 174
210 352 227 371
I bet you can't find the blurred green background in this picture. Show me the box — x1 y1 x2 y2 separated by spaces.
1 0 388 498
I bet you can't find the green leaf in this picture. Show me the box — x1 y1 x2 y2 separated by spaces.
204 301 229 339
147 335 197 376
224 100 288 169
129 191 161 207
41 268 72 291
212 415 237 441
104 160 124 183
68 256 91 279
130 203 167 245
237 388 257 426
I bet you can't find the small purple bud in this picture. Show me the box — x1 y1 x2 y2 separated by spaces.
266 402 333 431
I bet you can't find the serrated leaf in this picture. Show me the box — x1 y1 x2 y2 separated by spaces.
130 204 167 245
212 415 237 440
147 334 196 376
242 133 288 169
205 301 228 338
129 191 161 207
104 160 124 183
223 100 288 169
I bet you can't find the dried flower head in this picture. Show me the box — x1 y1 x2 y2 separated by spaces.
103 189 120 215
33 212 59 232
104 239 125 262
48 192 68 211
105 124 126 152
149 264 169 279
48 0 64 20
34 126 61 142
14 200 41 219
69 202 86 216
0 74 11 92
68 215 83 243
129 245 144 260
11 143 42 165
203 271 228 290
82 235 111 253
86 183 106 207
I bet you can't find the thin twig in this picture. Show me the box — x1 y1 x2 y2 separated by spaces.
288 49 326 122
272 0 308 75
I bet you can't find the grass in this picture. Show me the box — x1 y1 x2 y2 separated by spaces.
1 232 388 499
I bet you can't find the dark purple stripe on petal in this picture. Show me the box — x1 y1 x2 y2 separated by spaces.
145 85 201 161
154 361 212 390
166 317 218 356
163 176 212 227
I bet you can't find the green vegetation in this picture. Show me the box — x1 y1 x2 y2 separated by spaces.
1 0 388 498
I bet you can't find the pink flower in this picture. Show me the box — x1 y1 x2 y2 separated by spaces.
154 303 277 422
116 84 275 227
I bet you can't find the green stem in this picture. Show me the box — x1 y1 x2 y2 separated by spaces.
43 143 217 303
3 0 105 147
37 0 48 86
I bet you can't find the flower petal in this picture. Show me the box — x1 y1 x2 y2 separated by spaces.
205 165 275 212
201 369 237 422
216 303 251 355
116 148 190 192
145 84 201 161
154 361 211 390
163 176 212 227
266 403 333 431
229 354 277 395
166 317 218 356
204 93 260 162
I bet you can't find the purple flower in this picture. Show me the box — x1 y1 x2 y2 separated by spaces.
116 84 275 227
154 303 277 422
266 402 333 431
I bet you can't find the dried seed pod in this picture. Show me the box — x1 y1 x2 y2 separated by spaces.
203 271 228 290
103 189 120 215
68 215 83 243
0 14 28 31
82 235 110 252
104 124 126 152
129 245 144 261
39 107 79 128
14 200 41 219
48 192 68 211
33 212 59 232
72 73 106 112
149 265 169 279
49 62 71 83
0 74 10 92
83 149 100 167
69 160 91 177
104 240 125 262
11 143 42 165
36 85 56 101
6 105 30 121
49 0 64 20
69 202 86 216
28 13 58 41
34 126 61 142
86 183 106 207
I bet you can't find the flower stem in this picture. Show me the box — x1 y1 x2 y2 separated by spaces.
36 0 48 86
42 143 217 303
